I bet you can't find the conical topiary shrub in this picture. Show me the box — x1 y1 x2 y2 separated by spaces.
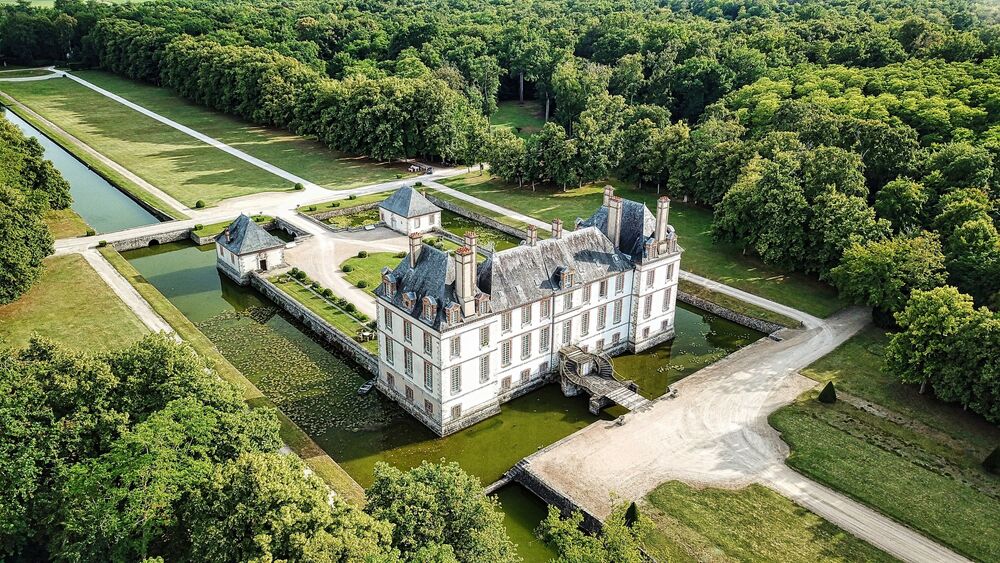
817 381 837 404
984 447 1000 475
624 502 640 528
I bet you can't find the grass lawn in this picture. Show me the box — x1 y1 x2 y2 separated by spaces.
642 481 894 562
75 71 412 190
341 252 402 295
491 100 545 138
678 279 802 328
0 76 294 207
439 209 522 250
771 395 1000 562
272 277 378 353
0 69 55 78
327 208 380 229
438 172 846 317
427 187 537 234
192 215 272 240
297 192 386 214
99 247 364 503
44 207 90 239
0 254 147 352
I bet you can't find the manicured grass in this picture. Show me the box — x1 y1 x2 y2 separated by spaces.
438 172 846 317
272 277 377 353
800 327 1000 455
1 97 187 219
642 481 894 562
0 69 54 78
678 279 802 328
0 254 148 352
296 192 386 214
76 71 412 190
439 209 522 251
427 186 535 234
491 100 545 138
0 77 293 206
44 207 90 239
771 397 1000 562
327 208 380 229
191 215 272 240
341 252 402 295
99 247 365 503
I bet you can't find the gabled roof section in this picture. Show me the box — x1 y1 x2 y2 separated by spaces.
375 244 457 329
477 227 632 311
378 185 440 218
217 214 284 255
578 199 656 262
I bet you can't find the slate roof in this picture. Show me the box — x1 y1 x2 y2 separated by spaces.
578 198 660 262
375 244 458 329
379 185 440 218
216 214 284 255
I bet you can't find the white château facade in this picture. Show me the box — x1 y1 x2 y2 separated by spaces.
374 186 681 435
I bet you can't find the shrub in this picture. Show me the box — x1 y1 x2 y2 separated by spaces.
195 200 206 208
97 240 108 247
290 267 300 275
414 181 423 187
984 447 1000 475
817 381 837 404
193 224 203 231
308 206 316 212
331 202 341 208
342 264 354 273
345 302 358 313
294 182 305 191
395 251 406 258
357 250 368 258
357 313 369 322
367 320 378 330
356 280 369 289
348 194 358 200
321 288 333 298
311 281 321 290
335 297 348 307
395 173 403 179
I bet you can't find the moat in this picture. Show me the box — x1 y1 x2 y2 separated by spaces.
124 240 763 561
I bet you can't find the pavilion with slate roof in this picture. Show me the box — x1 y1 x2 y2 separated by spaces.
215 214 286 284
379 185 441 235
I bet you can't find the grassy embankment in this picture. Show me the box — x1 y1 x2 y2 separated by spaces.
44 207 90 239
0 77 293 207
642 481 895 562
491 100 545 138
74 71 413 190
0 254 148 352
770 327 1000 562
438 172 847 318
0 68 55 78
98 246 365 503
677 279 802 328
271 277 378 354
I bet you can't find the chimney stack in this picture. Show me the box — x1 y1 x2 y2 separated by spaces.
455 246 476 316
464 231 477 258
527 225 538 246
607 195 623 249
602 185 614 207
408 232 422 267
552 219 563 239
655 196 670 242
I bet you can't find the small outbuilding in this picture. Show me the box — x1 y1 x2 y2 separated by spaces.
379 185 441 235
216 214 286 284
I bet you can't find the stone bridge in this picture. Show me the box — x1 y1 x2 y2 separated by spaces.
558 346 651 414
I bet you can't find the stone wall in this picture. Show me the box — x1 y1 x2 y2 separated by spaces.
512 462 603 533
249 272 380 375
425 194 529 241
677 291 784 335
111 227 192 251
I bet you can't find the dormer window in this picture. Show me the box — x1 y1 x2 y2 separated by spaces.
421 296 437 323
476 293 490 314
559 267 575 288
446 303 461 324
402 291 416 309
382 271 397 298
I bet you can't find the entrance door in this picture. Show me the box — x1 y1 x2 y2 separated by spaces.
259 259 268 271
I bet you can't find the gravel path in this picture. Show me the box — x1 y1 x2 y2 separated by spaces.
81 248 176 337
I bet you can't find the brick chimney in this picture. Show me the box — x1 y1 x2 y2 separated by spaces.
408 232 422 267
607 195 623 249
602 185 614 207
655 196 670 242
527 225 538 246
464 231 477 257
552 219 563 239
455 246 476 317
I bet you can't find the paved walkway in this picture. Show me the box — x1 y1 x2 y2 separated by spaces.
81 249 176 337
425 179 551 231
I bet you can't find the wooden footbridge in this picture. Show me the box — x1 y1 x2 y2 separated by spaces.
558 346 651 414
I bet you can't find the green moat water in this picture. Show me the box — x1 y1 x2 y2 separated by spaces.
124 241 762 561
440 209 522 250
3 108 160 233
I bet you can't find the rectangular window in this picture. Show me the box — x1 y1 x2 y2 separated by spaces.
501 376 511 391
563 292 573 311
520 368 530 383
583 285 591 303
581 311 590 336
404 320 412 343
539 326 550 352
599 279 608 298
386 372 394 387
480 326 489 348
385 339 394 364
540 361 549 373
597 306 607 329
562 320 572 344
450 336 460 358
424 399 433 414
643 327 650 338
502 311 512 332
501 340 512 367
521 304 532 326
661 319 671 331
405 386 414 402
520 333 531 360
663 288 672 311
540 298 551 318
451 404 462 419
479 355 490 383
666 263 675 281
450 366 461 394
384 308 393 329
424 362 433 390
424 332 432 354
404 349 413 376
612 333 621 345
613 300 623 323
644 295 653 319
615 273 625 293
646 269 655 288
596 339 605 352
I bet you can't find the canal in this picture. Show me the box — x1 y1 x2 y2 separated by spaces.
2 107 160 233
124 240 763 561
